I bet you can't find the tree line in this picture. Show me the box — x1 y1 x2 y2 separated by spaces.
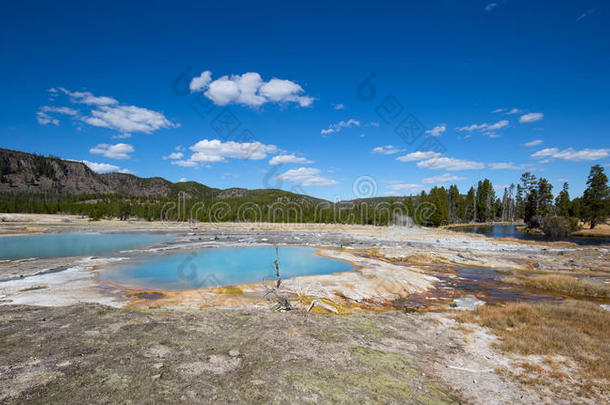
0 165 608 233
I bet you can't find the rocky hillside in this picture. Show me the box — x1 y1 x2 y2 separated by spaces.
0 148 323 203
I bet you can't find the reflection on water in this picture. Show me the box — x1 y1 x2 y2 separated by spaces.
100 246 354 290
451 224 610 246
0 232 172 260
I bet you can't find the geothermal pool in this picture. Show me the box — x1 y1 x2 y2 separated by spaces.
0 232 171 260
99 246 354 290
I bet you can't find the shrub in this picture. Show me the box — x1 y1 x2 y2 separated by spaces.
541 215 579 238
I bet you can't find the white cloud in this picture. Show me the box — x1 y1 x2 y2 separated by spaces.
40 88 177 138
485 3 497 12
36 111 59 125
172 160 199 167
417 157 485 171
425 124 446 137
276 167 337 186
269 154 313 165
483 131 501 138
57 87 118 106
163 152 184 160
396 151 442 162
456 119 508 133
40 106 78 115
189 70 212 92
118 168 134 174
334 103 345 110
531 147 609 162
387 183 425 193
372 145 403 155
189 71 313 108
260 78 313 106
81 160 120 173
174 139 278 167
487 120 509 130
422 173 465 184
531 148 559 159
89 143 134 160
83 105 177 134
488 162 524 170
519 112 543 123
321 119 360 135
523 139 543 147
178 178 188 182
492 107 522 114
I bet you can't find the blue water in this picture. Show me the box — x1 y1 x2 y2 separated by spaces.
451 224 610 246
99 246 354 289
0 233 171 260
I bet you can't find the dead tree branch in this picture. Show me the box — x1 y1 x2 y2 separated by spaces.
260 246 292 311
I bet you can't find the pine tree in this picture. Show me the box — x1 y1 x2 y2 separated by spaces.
536 178 553 217
555 182 570 217
582 165 609 229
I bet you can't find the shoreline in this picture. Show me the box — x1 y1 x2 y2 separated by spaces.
2 213 609 311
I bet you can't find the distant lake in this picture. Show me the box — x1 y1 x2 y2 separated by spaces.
99 246 354 290
0 232 171 260
450 224 610 246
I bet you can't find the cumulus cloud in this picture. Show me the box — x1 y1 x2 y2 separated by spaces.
38 88 177 138
396 151 442 162
417 157 485 171
173 139 278 167
89 143 134 160
269 154 313 165
83 105 177 134
189 71 313 108
531 147 609 161
372 145 403 155
189 70 212 92
422 173 466 184
523 139 543 147
276 167 337 186
320 119 360 135
519 112 543 123
81 160 120 173
425 124 446 137
163 152 184 160
333 103 345 110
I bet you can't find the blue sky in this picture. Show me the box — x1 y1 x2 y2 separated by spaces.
1 0 608 200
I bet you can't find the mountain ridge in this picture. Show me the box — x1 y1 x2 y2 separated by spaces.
0 147 326 204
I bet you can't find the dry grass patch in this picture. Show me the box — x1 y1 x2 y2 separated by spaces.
503 274 610 297
457 300 609 399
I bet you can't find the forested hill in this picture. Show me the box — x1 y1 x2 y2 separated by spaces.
0 148 321 203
